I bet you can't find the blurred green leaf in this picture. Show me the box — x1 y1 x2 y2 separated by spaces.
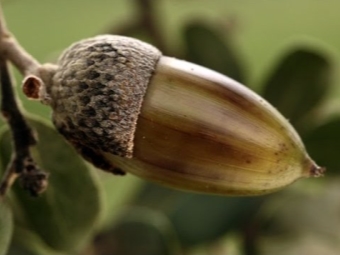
260 235 340 255
8 226 65 255
169 195 264 246
303 118 340 174
262 49 332 129
94 207 181 255
98 173 143 230
0 116 102 253
0 202 13 255
183 22 246 83
133 183 265 246
258 180 340 255
5 246 35 255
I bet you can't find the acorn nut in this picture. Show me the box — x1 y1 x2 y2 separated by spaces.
25 35 325 196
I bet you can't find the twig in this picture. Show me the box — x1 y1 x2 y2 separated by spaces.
111 0 169 54
0 57 48 198
0 4 48 198
241 222 260 255
136 0 166 51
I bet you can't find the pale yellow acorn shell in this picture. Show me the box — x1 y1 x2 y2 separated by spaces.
103 56 320 196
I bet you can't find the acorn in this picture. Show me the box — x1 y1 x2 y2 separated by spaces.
24 35 324 196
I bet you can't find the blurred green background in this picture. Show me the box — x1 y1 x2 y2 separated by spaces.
1 0 340 255
3 0 340 119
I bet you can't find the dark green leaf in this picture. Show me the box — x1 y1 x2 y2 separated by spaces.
99 173 143 228
5 246 35 255
8 226 63 255
303 118 340 175
183 22 246 83
262 49 332 129
258 181 340 254
169 195 264 246
0 116 102 253
94 207 181 255
0 202 13 255
133 183 265 246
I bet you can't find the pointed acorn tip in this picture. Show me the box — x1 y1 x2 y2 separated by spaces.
309 161 326 177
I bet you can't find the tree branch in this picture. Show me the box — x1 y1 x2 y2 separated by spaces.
0 4 48 198
111 0 169 54
0 57 48 198
136 0 166 51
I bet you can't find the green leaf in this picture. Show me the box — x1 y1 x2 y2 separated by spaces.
169 195 264 246
98 173 143 229
8 226 65 255
0 202 13 255
0 116 102 253
258 181 340 255
262 48 332 129
5 246 35 255
94 207 181 255
133 183 265 246
303 118 340 175
183 22 246 83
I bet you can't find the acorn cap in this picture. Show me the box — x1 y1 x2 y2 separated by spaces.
49 35 162 158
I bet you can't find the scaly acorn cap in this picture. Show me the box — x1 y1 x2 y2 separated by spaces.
24 34 325 195
49 35 161 160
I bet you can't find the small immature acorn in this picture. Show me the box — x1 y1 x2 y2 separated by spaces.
24 35 325 196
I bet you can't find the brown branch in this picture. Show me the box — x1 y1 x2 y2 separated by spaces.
136 0 166 51
0 4 48 198
112 0 169 54
1 35 41 75
241 222 260 255
0 57 48 198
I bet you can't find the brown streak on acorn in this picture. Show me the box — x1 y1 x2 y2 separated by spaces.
135 115 266 177
157 58 281 131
